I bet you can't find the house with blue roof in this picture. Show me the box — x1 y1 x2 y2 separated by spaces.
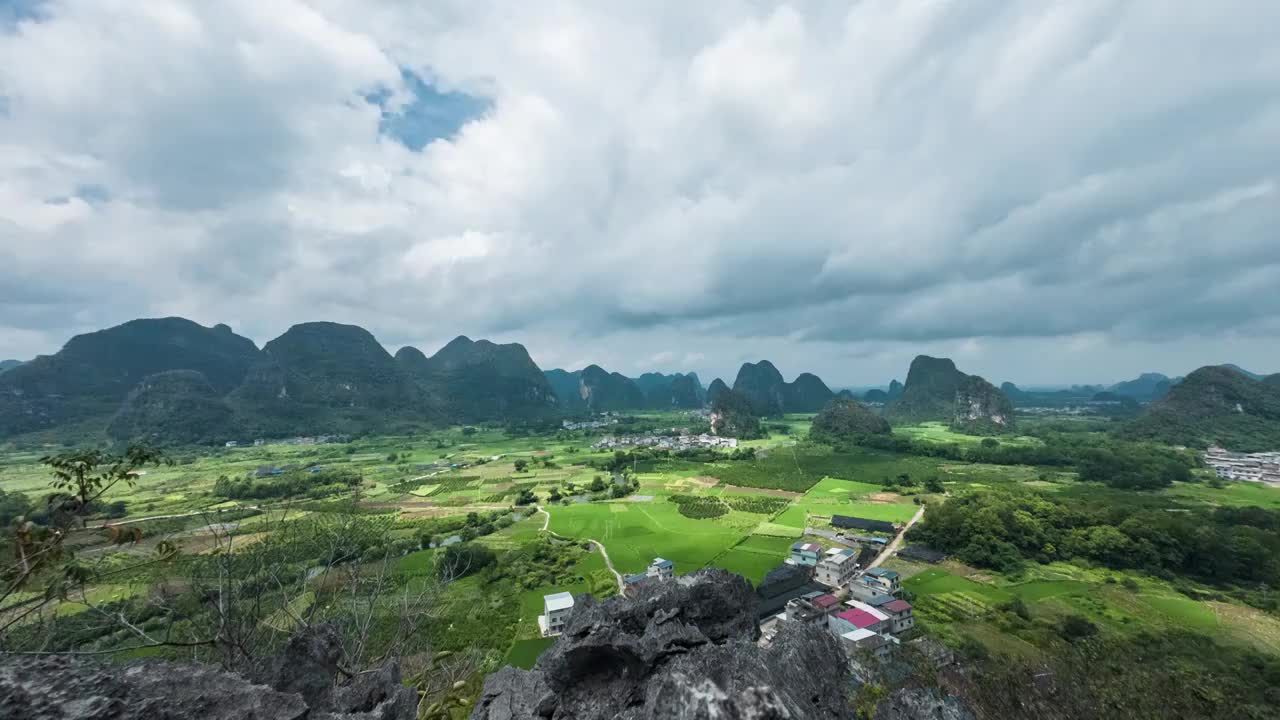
648 557 675 580
789 542 822 567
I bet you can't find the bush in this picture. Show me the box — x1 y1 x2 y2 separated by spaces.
437 543 496 579
1058 615 1099 641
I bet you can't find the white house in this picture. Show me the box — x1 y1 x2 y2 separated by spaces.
540 592 575 636
839 627 897 660
814 548 858 588
789 542 822 567
648 558 675 579
862 568 902 595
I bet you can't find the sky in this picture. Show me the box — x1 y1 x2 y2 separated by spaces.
1 1 1278 388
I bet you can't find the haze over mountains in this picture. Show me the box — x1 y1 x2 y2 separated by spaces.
1 316 1277 450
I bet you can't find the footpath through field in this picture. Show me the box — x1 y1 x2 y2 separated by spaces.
537 505 625 594
865 504 926 570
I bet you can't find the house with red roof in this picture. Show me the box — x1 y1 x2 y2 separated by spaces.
784 592 843 625
828 605 889 636
881 599 914 633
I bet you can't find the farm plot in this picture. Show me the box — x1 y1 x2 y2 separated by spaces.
546 501 747 576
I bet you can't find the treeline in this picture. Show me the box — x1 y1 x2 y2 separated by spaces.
908 490 1280 604
829 432 1196 490
212 467 362 500
668 494 728 519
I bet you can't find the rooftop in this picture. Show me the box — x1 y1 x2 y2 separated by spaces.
652 558 674 569
544 592 575 612
835 608 883 629
841 628 879 642
883 599 912 613
845 600 889 621
866 568 899 579
812 594 841 609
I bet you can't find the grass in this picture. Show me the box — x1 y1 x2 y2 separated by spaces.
894 421 1042 448
7 412 1280 669
707 535 795 584
901 560 1263 655
546 501 746 575
505 637 556 669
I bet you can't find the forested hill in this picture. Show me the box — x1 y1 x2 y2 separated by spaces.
397 336 558 422
0 318 261 437
0 360 22 374
1123 365 1280 451
0 318 568 444
731 361 834 415
885 355 1013 433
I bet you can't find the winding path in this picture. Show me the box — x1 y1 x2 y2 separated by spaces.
536 505 625 594
865 504 926 570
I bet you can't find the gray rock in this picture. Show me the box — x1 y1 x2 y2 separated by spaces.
471 569 850 720
0 624 417 720
0 655 309 720
873 688 976 720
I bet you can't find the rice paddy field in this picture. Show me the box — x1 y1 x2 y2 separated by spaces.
893 557 1280 658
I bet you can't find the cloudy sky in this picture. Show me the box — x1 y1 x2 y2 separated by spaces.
1 1 1278 387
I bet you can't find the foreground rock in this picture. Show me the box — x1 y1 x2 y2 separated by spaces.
471 568 851 720
0 623 417 720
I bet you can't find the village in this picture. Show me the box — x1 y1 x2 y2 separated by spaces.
590 432 739 452
1203 446 1280 485
537 513 938 668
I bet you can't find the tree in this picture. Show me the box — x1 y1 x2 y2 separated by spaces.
40 445 169 526
589 476 606 493
513 459 529 473
981 437 1000 448
610 484 629 499
924 476 945 493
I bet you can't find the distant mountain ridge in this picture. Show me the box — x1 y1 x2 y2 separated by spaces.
0 360 22 374
0 318 570 444
544 368 706 411
1109 372 1181 401
886 355 1013 433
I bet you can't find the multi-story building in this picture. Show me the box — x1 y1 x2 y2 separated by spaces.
540 592 575 636
881 599 915 633
814 548 859 588
861 568 902 595
789 542 822 567
784 592 842 624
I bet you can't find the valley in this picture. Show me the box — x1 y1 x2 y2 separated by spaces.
3 406 1278 716
2 319 1279 718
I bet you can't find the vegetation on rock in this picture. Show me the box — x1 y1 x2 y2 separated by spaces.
1123 365 1280 451
809 397 891 443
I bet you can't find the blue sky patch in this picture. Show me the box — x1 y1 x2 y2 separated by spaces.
0 0 48 32
368 68 490 151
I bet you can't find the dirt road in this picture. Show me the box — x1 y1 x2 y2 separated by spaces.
865 504 926 570
537 505 625 593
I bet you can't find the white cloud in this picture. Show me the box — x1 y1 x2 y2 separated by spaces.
0 0 1278 385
